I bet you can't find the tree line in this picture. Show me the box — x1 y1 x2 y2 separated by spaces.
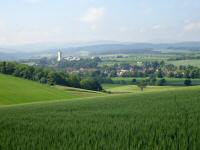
57 57 101 69
101 61 200 79
0 61 102 91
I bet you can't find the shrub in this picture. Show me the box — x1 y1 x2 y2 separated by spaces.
184 79 192 86
156 78 166 86
80 79 102 91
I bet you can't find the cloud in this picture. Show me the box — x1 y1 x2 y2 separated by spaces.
152 24 161 30
0 26 66 45
143 8 153 15
182 0 193 8
23 0 43 4
91 24 97 31
119 27 128 32
0 20 7 32
139 28 146 33
184 21 200 32
80 7 105 23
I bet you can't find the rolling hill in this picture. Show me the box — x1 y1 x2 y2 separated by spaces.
2 41 200 60
0 74 103 105
102 84 184 94
1 73 200 149
0 86 200 149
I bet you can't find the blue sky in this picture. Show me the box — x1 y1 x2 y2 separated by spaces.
0 0 200 45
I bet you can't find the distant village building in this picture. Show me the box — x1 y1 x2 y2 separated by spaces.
118 69 129 76
64 56 80 61
57 50 80 62
137 61 142 65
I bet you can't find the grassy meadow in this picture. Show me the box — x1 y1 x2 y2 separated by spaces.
0 86 200 149
99 52 200 69
102 84 183 94
1 73 200 149
99 53 172 66
111 77 200 86
0 74 103 105
168 59 200 67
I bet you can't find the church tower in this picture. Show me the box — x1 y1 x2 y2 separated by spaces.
57 50 62 62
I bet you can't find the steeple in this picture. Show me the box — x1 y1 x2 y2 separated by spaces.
57 49 62 62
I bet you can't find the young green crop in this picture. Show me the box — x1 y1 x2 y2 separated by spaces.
0 86 200 149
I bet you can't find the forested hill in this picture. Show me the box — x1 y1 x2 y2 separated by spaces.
1 41 200 60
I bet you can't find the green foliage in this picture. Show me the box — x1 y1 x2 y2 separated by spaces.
80 79 102 91
148 76 157 85
0 87 200 149
67 74 81 88
184 79 192 86
47 72 67 86
156 78 166 86
57 58 101 69
132 78 137 84
157 68 164 78
137 80 147 91
0 62 102 91
112 77 200 86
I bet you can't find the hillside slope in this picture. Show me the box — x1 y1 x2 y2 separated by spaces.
0 86 200 149
0 74 102 105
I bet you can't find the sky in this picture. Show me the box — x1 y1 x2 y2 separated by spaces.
0 0 200 45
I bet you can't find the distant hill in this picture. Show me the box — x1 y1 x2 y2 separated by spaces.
1 41 200 60
60 41 200 55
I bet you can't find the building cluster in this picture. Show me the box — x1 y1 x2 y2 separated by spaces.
57 50 80 62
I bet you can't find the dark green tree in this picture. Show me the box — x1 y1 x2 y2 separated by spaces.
184 79 192 86
137 80 147 91
156 78 166 86
80 79 102 91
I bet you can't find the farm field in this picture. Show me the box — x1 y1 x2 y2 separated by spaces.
0 74 103 105
102 84 183 94
99 52 200 68
111 77 200 85
168 59 200 67
0 86 200 149
1 0 200 149
99 53 174 66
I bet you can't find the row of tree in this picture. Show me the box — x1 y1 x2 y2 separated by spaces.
137 78 192 91
0 62 102 91
101 61 200 79
57 57 101 69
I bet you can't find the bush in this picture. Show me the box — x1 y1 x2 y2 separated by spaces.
40 77 47 84
137 80 147 91
132 78 137 84
184 79 192 86
156 78 166 86
80 79 102 91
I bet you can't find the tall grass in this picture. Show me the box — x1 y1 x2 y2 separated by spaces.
0 87 200 149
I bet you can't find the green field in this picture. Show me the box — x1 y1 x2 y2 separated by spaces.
99 53 200 70
0 74 103 105
102 84 183 94
168 59 200 67
111 77 200 85
0 86 200 149
1 74 200 149
100 54 170 66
